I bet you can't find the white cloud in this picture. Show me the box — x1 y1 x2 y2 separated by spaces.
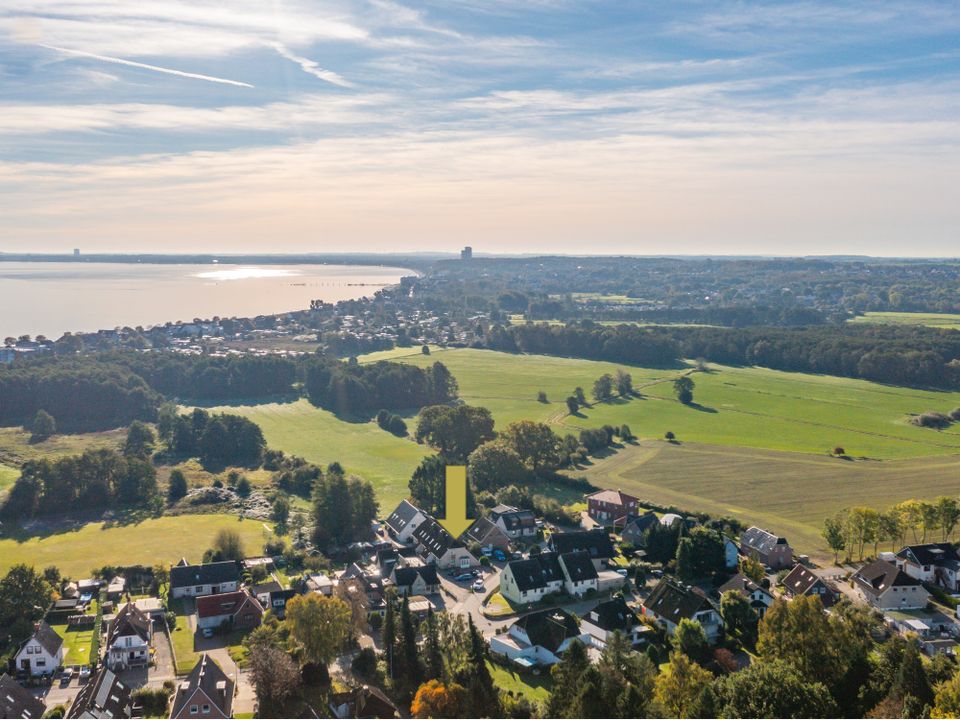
273 44 353 87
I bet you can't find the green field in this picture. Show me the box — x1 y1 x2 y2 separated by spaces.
0 515 274 578
362 348 960 460
848 311 960 331
207 399 427 512
0 464 17 494
0 426 126 466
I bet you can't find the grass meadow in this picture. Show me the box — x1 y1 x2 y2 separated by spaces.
0 514 274 578
848 311 960 331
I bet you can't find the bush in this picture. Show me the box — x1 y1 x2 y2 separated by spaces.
132 687 173 717
537 391 548 403
912 412 952 429
665 431 676 441
165 611 177 630
235 476 252 498
951 408 960 421
351 647 378 678
368 612 383 631
387 415 407 437
421 345 430 355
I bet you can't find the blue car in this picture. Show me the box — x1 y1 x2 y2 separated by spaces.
454 572 473 582
492 550 506 561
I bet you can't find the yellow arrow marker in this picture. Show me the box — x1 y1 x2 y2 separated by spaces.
437 465 473 538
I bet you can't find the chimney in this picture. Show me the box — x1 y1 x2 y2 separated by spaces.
34 622 41 633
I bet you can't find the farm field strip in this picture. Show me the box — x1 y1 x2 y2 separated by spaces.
848 311 960 330
0 514 273 578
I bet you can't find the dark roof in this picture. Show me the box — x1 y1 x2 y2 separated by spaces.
107 603 151 646
622 512 659 536
391 565 439 589
740 527 790 556
853 560 922 598
583 597 638 633
376 548 399 569
329 685 398 719
489 505 536 532
560 551 599 582
21 621 63 657
548 530 614 559
66 668 133 719
269 588 298 604
0 673 45 719
514 609 580 653
782 565 826 596
170 560 239 589
505 552 564 592
462 517 502 545
171 654 234 718
251 581 283 596
717 573 768 599
897 543 960 567
385 500 424 535
644 578 715 622
412 518 464 558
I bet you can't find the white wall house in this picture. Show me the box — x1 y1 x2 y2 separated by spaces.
105 603 153 672
14 622 64 677
170 560 240 600
499 554 564 605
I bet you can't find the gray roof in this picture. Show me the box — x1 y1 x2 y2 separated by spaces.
21 621 63 658
0 673 45 719
489 505 536 532
385 500 424 535
462 517 505 545
853 560 922 598
622 512 659 537
66 668 133 719
644 578 715 622
548 530 615 559
170 560 239 589
106 603 151 647
560 551 599 582
740 526 790 556
391 565 439 589
717 573 768 599
514 609 580 653
506 552 564 592
782 564 829 597
171 654 234 718
412 518 465 558
583 597 638 633
897 543 960 567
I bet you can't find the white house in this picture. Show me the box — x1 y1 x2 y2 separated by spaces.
580 597 649 649
488 504 537 540
170 560 240 600
641 579 724 642
853 560 930 611
384 500 429 544
499 553 565 605
558 551 599 598
389 566 440 597
412 518 475 570
896 544 960 592
14 622 64 677
489 609 587 667
717 573 775 617
105 603 153 671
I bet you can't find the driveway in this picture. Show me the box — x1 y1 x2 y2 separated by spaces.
117 622 177 690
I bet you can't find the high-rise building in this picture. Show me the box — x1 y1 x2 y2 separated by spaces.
460 246 473 260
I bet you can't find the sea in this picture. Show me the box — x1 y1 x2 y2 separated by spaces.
0 262 410 339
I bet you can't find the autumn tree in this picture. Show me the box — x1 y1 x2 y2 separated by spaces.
285 594 353 666
411 679 468 718
249 644 301 716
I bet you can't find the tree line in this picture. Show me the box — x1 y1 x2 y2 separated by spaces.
823 497 960 563
305 358 458 417
160 407 267 469
484 322 960 390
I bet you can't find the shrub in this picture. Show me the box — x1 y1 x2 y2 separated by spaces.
351 647 378 678
132 687 173 717
951 408 960 421
537 391 548 403
165 611 177 630
665 431 676 441
212 478 224 488
912 412 952 429
832 446 846 456
235 476 252 498
421 345 430 355
387 415 408 437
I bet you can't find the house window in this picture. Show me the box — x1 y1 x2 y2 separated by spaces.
36 659 45 667
202 705 210 713
190 705 198 714
195 586 203 593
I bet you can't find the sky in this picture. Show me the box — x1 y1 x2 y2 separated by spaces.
1 1 958 257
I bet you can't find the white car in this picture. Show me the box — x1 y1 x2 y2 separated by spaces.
472 578 485 592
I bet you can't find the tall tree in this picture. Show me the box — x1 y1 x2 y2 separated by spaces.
123 421 156 459
410 679 468 719
546 639 590 717
396 596 424 700
29 410 57 443
615 369 633 396
654 651 713 719
460 616 499 717
500 421 562 473
673 376 695 404
592 374 614 402
248 644 301 716
0 565 53 639
409 455 447 517
714 659 838 718
673 618 710 664
284 594 353 666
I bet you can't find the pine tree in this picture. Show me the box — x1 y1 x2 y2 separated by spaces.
423 609 444 682
546 639 590 717
572 666 609 718
891 642 933 707
398 596 423 700
382 593 396 681
461 616 499 717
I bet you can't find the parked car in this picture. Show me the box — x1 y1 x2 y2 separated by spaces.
453 572 473 582
202 627 215 638
472 579 485 592
615 568 629 577
79 666 91 681
61 668 74 685
492 549 506 561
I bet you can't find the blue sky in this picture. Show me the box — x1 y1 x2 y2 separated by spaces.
1 1 958 255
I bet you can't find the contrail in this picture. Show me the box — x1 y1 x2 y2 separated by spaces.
39 44 254 88
274 44 353 88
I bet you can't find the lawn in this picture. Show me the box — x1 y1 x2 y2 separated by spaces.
848 311 960 331
49 600 99 666
0 427 126 466
488 661 552 704
0 464 17 494
206 398 428 512
0 514 274 577
169 600 252 674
